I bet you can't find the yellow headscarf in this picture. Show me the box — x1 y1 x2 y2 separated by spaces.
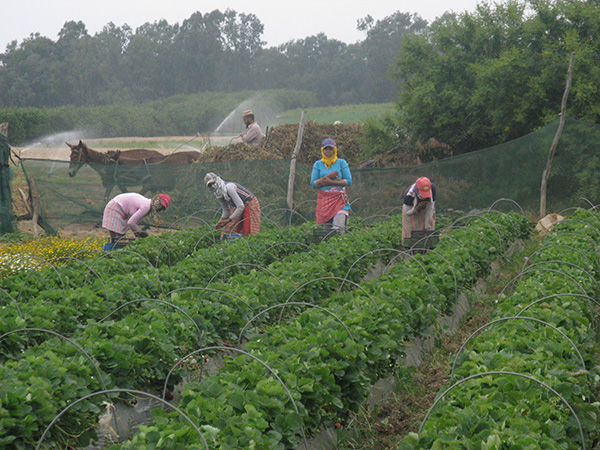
321 146 338 169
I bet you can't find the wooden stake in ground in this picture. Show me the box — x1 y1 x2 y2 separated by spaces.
286 110 307 210
29 178 44 237
540 52 575 218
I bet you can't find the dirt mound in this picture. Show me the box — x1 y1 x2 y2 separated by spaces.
198 121 367 167
196 142 279 162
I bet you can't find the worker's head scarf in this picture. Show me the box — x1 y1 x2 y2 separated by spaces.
204 172 230 201
150 194 170 226
320 138 338 169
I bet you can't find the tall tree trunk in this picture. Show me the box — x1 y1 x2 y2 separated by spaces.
540 52 576 218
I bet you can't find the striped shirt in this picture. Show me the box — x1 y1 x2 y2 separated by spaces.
219 182 256 220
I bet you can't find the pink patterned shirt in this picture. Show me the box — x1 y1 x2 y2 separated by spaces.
112 193 152 232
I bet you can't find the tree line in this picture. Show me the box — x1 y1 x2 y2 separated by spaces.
0 9 425 108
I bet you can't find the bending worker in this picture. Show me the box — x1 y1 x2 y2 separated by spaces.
102 192 171 243
402 176 436 246
240 110 263 147
311 138 352 233
204 172 261 237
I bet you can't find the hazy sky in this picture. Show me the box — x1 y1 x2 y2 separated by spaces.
1 0 482 51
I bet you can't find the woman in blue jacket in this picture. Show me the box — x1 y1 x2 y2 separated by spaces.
311 138 352 233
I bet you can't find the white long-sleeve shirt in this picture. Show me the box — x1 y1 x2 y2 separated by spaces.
241 122 263 146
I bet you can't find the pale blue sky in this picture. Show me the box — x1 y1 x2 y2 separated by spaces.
1 0 482 51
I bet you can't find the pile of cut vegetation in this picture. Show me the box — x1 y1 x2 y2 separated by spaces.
198 121 366 167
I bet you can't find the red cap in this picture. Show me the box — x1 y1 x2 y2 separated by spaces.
157 194 171 209
415 177 432 199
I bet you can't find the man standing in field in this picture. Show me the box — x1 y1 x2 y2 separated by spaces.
240 110 264 146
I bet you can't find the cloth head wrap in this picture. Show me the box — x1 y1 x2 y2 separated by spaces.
150 194 170 226
320 138 338 169
204 172 230 201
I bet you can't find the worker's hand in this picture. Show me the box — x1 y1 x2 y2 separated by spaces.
215 218 230 230
135 231 149 238
318 177 330 187
416 201 427 212
327 171 339 179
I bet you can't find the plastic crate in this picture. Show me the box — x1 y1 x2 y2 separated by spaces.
403 230 439 249
102 242 127 251
311 228 336 244
102 238 133 251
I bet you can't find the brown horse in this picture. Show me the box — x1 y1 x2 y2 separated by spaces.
106 149 201 164
67 140 192 201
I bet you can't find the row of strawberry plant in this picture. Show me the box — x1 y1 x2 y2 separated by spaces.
0 217 411 448
400 209 600 449
100 212 532 449
1 215 407 377
0 220 310 301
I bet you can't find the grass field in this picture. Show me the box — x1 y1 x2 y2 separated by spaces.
275 102 395 125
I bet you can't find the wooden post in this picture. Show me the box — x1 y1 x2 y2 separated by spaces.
29 178 42 237
18 188 33 218
540 52 575 219
286 111 307 210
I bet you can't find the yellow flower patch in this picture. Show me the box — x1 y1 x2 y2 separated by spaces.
0 236 104 279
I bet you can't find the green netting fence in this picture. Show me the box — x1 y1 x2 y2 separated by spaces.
16 118 600 234
0 133 14 233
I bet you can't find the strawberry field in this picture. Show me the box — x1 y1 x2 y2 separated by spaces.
1 207 599 450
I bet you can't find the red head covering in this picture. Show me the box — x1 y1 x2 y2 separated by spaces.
157 194 171 209
415 177 432 199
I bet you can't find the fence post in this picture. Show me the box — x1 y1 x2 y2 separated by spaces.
286 111 307 210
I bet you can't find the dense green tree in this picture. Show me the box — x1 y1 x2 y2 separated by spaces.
356 12 428 103
394 0 600 153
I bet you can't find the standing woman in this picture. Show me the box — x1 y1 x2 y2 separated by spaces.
102 192 171 243
311 138 352 233
204 172 261 238
402 177 436 246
